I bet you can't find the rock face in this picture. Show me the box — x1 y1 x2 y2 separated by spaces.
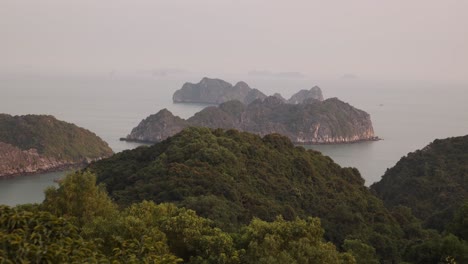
0 114 113 177
125 109 188 142
287 86 324 104
172 77 325 105
124 97 378 144
172 77 267 104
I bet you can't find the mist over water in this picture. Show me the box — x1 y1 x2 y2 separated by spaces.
0 75 467 205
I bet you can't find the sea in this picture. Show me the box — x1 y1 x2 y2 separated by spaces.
1 74 467 206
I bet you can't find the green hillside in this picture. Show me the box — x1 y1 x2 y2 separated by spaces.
89 127 403 261
371 135 468 230
0 114 113 160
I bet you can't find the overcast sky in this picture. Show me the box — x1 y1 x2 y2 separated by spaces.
1 0 467 80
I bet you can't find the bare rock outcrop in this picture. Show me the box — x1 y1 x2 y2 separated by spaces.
173 78 267 104
124 97 378 144
172 77 325 105
287 86 324 104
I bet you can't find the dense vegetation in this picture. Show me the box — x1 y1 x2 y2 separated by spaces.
1 171 353 263
371 135 468 231
2 128 467 263
93 128 396 244
0 114 112 160
92 127 457 262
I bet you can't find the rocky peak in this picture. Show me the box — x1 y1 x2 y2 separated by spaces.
155 108 175 118
199 77 232 88
174 77 327 106
287 86 324 104
233 81 251 90
272 93 287 102
262 96 285 107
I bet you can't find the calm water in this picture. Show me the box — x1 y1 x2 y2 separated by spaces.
1 75 467 205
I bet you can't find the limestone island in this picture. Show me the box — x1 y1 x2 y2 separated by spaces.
0 114 113 178
173 77 323 105
123 96 379 144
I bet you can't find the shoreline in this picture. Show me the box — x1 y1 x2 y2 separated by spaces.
0 163 84 180
120 136 382 145
0 155 111 180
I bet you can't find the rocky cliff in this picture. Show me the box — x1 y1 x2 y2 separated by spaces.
172 77 324 105
124 97 378 144
287 86 324 104
172 77 267 104
0 114 113 177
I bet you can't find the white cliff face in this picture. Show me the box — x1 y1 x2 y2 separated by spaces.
294 127 376 144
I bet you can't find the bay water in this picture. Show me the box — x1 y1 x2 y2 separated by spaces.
1 75 467 205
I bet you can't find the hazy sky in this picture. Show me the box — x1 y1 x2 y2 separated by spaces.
1 0 467 80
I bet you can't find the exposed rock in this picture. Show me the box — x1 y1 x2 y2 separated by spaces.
272 93 287 103
125 109 189 142
0 114 113 178
173 77 266 104
124 97 378 144
287 86 324 104
173 77 325 105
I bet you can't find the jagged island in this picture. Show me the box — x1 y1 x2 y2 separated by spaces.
0 114 113 177
123 95 378 144
172 77 324 104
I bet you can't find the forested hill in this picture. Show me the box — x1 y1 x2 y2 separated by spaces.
2 128 468 263
89 127 403 261
0 114 113 177
371 135 468 230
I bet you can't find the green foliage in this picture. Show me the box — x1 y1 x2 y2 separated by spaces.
0 205 105 263
404 233 468 264
82 203 181 264
42 171 118 227
7 128 468 263
343 239 379 264
371 135 468 231
240 216 355 264
89 127 403 261
0 114 112 160
5 154 468 263
449 202 468 241
84 201 239 264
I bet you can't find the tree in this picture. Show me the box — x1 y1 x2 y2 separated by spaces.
42 171 117 226
449 202 468 241
343 239 379 264
240 216 355 264
0 205 105 263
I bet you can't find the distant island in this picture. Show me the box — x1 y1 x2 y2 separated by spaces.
0 114 113 177
123 96 379 144
172 77 323 105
